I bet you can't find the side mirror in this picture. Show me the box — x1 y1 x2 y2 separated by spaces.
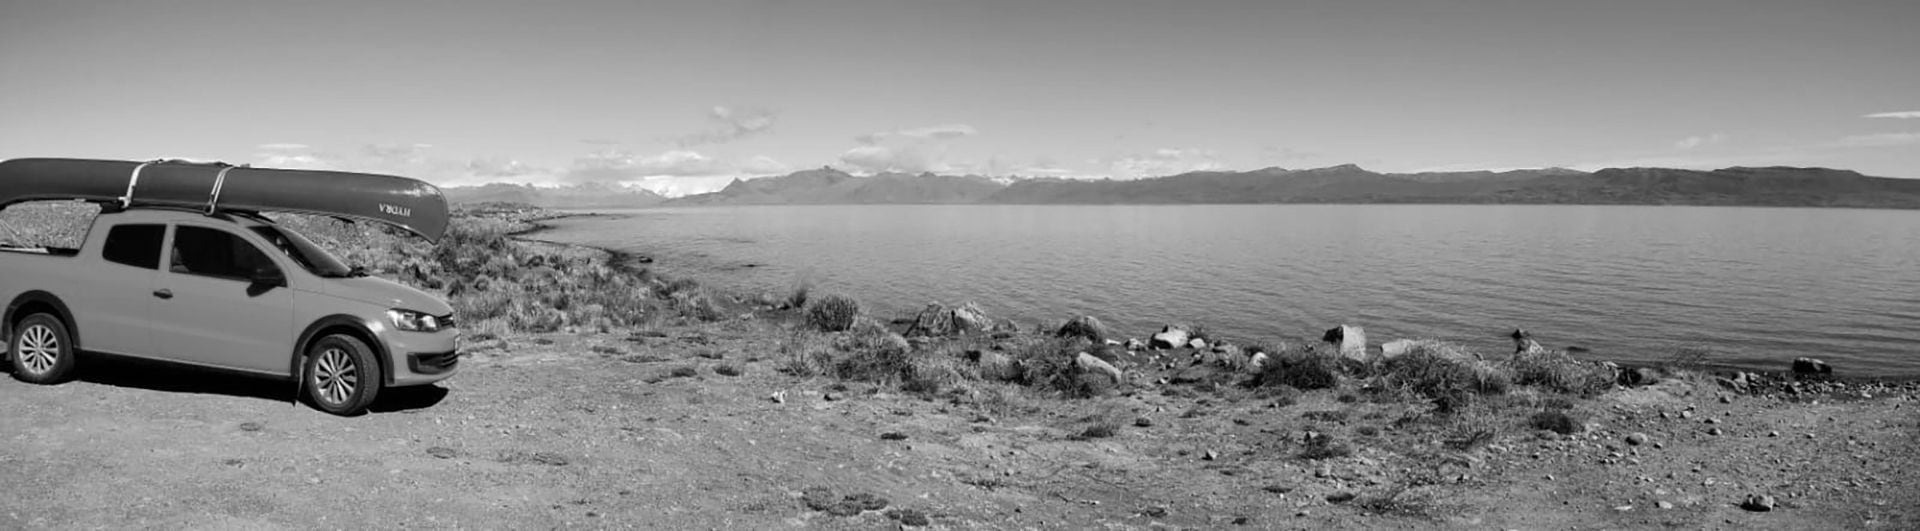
250 266 287 288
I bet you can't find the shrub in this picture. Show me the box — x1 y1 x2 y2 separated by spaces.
830 319 914 383
1529 410 1586 435
902 353 974 395
669 366 699 378
778 331 837 377
674 287 727 322
714 364 742 377
1508 351 1613 396
1444 428 1498 452
786 280 812 310
1378 342 1511 398
1075 421 1120 440
1003 336 1107 398
1250 350 1342 390
1299 432 1353 460
806 294 861 332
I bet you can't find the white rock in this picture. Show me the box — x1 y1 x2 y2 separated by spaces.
1322 324 1367 362
1380 339 1417 359
1248 352 1270 372
1075 352 1124 383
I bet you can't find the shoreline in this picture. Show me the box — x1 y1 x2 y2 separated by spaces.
487 208 1920 386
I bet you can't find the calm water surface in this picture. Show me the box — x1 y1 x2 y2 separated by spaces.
538 205 1920 376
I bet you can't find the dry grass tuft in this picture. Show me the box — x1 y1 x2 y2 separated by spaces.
806 294 861 332
1378 341 1511 398
1250 350 1343 390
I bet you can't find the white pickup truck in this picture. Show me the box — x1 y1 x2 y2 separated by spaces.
0 158 459 415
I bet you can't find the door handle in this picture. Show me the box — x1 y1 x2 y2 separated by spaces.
153 289 173 299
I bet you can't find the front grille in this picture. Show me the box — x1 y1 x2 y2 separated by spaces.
408 350 460 375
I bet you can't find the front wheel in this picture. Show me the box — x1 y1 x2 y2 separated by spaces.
10 313 76 384
303 334 382 415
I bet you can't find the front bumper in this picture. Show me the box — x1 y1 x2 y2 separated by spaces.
382 328 461 386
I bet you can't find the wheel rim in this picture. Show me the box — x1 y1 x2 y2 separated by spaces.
313 347 357 406
16 324 58 375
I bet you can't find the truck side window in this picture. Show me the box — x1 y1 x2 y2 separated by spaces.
169 225 282 281
100 224 165 269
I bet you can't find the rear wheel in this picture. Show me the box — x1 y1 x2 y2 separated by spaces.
303 334 382 415
10 313 76 384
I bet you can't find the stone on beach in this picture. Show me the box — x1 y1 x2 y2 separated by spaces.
1076 352 1124 384
952 302 992 333
1055 315 1111 343
1510 328 1548 355
906 302 956 337
1150 326 1192 350
1792 357 1831 375
1321 325 1367 361
1380 339 1417 359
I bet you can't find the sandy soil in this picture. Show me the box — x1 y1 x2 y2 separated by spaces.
4 318 1917 530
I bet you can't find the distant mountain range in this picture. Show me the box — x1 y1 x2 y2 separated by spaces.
671 168 1004 206
442 165 1920 209
443 182 664 208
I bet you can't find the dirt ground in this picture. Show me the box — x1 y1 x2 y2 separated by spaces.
3 318 1917 530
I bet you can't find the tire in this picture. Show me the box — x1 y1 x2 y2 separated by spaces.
303 334 383 416
10 313 76 384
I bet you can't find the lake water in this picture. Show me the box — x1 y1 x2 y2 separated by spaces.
536 205 1920 376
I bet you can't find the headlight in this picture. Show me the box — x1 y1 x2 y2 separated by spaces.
388 309 445 332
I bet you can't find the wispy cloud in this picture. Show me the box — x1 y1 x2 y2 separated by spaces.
837 124 978 174
566 149 730 182
1105 147 1223 179
464 157 546 180
561 149 789 194
1673 133 1728 150
1825 132 1920 148
253 143 336 169
675 105 778 146
1864 111 1920 119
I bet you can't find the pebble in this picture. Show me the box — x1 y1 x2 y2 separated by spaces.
1203 450 1219 461
1769 431 1780 438
1135 417 1153 427
1658 501 1675 509
1625 433 1649 446
1741 494 1777 512
1709 428 1723 436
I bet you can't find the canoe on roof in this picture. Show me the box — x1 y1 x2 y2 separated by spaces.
0 158 449 243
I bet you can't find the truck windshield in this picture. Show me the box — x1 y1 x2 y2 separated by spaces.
249 226 359 278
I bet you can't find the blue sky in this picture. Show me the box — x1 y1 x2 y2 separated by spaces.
2 0 1915 195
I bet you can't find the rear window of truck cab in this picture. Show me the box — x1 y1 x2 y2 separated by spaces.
101 224 164 269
